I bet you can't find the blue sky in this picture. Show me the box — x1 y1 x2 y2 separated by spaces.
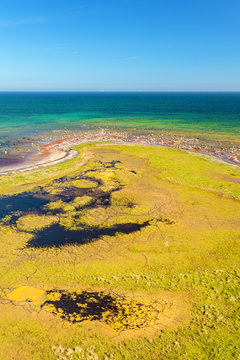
0 0 240 91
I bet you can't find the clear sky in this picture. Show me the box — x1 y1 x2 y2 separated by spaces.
0 0 240 91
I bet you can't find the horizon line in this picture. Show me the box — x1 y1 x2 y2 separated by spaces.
0 90 240 93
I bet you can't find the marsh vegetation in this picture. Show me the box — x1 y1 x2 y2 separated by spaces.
0 142 239 359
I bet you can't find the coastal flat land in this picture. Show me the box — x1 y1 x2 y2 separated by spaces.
1 127 240 176
0 142 240 359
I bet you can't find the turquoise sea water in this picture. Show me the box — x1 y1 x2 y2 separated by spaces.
0 92 240 139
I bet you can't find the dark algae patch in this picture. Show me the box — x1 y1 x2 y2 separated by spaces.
1 159 170 249
0 164 119 223
0 193 49 222
26 221 151 248
97 160 122 168
41 290 167 331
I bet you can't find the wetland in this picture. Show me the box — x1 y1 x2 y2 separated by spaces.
0 141 240 359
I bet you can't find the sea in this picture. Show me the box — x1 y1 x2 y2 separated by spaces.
0 92 240 158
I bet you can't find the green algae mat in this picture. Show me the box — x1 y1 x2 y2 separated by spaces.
0 142 240 359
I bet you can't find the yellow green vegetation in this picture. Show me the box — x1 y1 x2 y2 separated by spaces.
0 142 240 359
45 200 65 211
72 195 93 208
16 214 58 232
5 286 45 305
72 179 98 188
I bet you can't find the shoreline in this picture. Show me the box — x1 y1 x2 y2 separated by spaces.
0 130 240 176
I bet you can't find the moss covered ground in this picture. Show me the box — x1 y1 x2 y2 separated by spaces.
0 142 240 359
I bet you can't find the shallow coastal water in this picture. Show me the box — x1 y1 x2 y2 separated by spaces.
0 92 240 169
1 92 240 137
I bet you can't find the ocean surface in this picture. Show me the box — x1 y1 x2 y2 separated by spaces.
0 92 240 140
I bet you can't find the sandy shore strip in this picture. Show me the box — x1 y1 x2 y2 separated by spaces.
0 131 240 176
0 145 78 176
